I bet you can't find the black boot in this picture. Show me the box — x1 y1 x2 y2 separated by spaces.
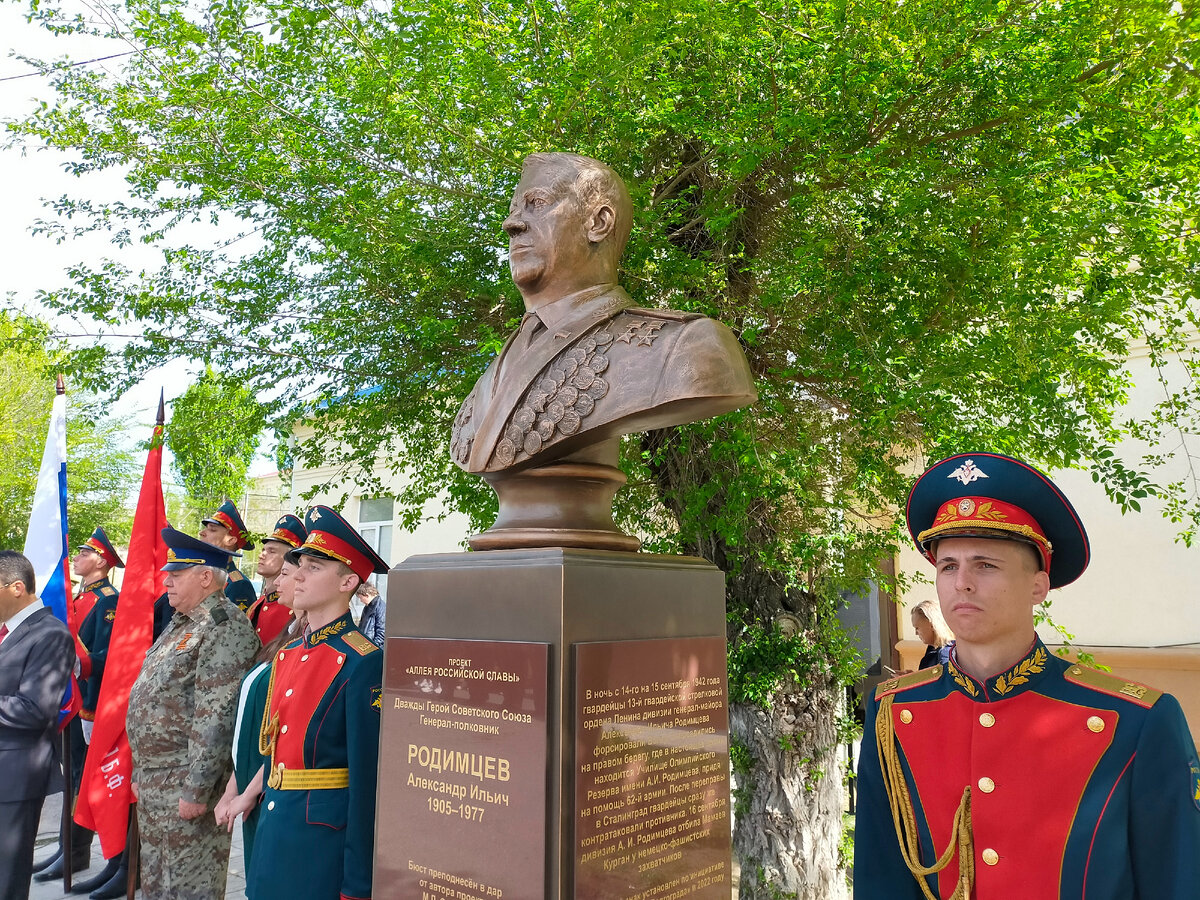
30 846 62 875
72 855 121 894
34 848 89 882
89 863 132 900
70 821 95 870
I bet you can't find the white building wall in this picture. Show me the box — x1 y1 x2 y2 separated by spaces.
898 339 1200 649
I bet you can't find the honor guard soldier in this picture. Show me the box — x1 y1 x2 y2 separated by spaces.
71 530 175 899
854 452 1200 899
32 527 123 885
73 528 124 727
199 499 258 612
126 527 260 900
247 505 388 900
246 514 307 644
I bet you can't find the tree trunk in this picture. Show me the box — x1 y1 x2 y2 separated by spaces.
730 686 846 900
641 427 850 899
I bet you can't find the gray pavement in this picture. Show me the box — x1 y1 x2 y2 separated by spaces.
29 793 247 900
30 793 741 899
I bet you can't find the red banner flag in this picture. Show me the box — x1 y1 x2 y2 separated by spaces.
74 415 167 856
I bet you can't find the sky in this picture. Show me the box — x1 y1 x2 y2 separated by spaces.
1 3 275 475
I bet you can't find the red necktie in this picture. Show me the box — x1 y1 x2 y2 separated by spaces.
0 624 8 646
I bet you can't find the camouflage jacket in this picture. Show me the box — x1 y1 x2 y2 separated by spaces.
127 589 260 806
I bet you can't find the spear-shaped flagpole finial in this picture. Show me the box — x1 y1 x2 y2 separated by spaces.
156 389 165 426
56 374 65 395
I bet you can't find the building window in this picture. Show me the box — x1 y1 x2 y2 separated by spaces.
357 496 394 596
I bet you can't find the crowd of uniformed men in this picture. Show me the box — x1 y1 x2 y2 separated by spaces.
10 450 1200 900
32 500 388 900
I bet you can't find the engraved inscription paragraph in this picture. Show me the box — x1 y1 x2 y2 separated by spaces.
574 637 732 900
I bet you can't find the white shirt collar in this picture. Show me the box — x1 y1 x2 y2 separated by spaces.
3 598 45 635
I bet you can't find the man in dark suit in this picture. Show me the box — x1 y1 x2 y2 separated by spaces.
451 153 756 547
0 550 75 900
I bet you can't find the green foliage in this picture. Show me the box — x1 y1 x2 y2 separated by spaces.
840 814 855 885
728 613 862 709
8 3 1200 889
12 0 1200 566
0 312 138 547
168 367 266 515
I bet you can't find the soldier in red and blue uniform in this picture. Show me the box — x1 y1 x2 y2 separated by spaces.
247 505 388 900
246 513 307 644
74 528 124 726
854 452 1200 899
199 499 258 612
33 527 124 887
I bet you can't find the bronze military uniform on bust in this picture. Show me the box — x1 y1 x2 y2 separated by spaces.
452 153 756 549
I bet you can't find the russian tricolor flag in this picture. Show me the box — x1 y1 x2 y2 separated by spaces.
23 377 79 725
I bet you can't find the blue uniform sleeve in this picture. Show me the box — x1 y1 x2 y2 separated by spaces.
341 649 382 900
853 691 925 900
1129 693 1200 896
84 602 117 704
225 576 258 613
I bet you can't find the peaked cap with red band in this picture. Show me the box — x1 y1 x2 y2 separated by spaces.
906 452 1090 589
292 505 389 582
262 513 307 549
202 499 255 550
79 525 125 569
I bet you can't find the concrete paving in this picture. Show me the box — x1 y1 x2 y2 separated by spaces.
29 792 740 899
29 792 247 900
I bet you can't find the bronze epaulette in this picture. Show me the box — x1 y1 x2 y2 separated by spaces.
343 631 378 656
1064 664 1162 709
624 306 703 322
99 585 118 597
228 569 245 582
875 665 942 701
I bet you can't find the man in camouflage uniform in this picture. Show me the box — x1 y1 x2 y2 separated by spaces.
127 527 259 899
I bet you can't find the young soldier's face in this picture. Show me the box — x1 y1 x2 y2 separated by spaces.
198 521 238 550
934 537 1048 651
72 547 104 580
291 555 357 613
257 541 287 579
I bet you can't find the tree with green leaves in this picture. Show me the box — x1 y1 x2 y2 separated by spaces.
9 0 1200 894
0 312 138 549
167 367 266 530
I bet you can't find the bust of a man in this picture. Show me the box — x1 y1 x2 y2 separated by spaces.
452 153 756 476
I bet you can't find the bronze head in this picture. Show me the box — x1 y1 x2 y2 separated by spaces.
502 153 633 310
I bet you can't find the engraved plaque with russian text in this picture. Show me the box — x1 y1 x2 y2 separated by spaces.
574 636 732 900
376 638 550 900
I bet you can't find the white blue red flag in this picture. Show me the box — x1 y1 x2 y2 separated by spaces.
22 379 79 724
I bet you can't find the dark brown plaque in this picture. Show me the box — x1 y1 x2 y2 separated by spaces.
377 638 550 899
574 637 732 900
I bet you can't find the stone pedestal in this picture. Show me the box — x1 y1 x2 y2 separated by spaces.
374 549 733 900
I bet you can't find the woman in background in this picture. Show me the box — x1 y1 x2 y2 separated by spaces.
911 599 955 669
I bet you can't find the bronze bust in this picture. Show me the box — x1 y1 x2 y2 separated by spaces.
453 153 757 550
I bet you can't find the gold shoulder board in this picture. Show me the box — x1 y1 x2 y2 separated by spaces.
343 631 379 656
875 665 942 701
100 585 118 597
1064 665 1162 709
228 569 244 581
